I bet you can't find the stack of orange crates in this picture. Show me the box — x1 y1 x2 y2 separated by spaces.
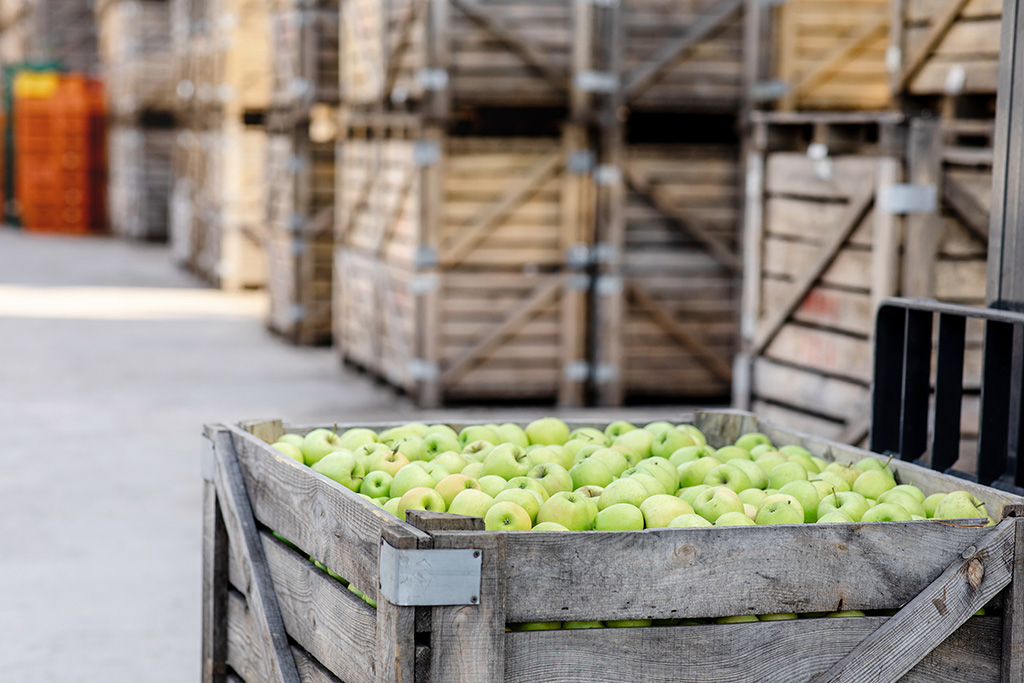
14 73 106 234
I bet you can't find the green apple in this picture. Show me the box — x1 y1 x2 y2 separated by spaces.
360 471 393 498
570 458 615 489
810 456 829 472
597 478 649 510
827 610 866 618
421 462 451 484
825 462 861 487
532 521 569 531
756 494 804 525
923 492 946 518
434 474 481 508
703 464 753 493
527 445 573 471
639 494 694 528
854 456 891 472
477 475 509 498
638 457 680 492
861 502 912 522
595 503 645 531
338 427 379 452
461 440 495 461
716 511 756 526
778 480 821 523
495 488 543 523
567 426 610 446
877 489 926 517
588 448 629 476
353 442 392 466
768 462 809 489
612 445 645 469
606 619 653 627
755 452 788 473
604 420 637 438
427 424 458 438
572 444 604 466
379 423 429 445
447 488 495 518
787 453 821 475
484 501 533 530
537 491 595 530
811 471 851 493
729 458 768 490
525 417 570 446
483 443 531 480
744 503 759 521
613 429 655 460
311 451 365 491
933 491 988 520
301 428 345 466
272 442 304 463
669 445 714 468
423 432 461 460
383 497 401 516
677 484 710 506
496 423 530 448
817 510 855 524
693 486 745 523
391 436 427 463
668 513 713 527
749 444 774 458
628 471 668 497
715 615 759 624
715 446 753 463
575 484 604 500
759 613 798 621
651 428 698 459
432 451 468 474
779 444 813 458
677 425 708 446
644 420 676 435
678 457 723 488
391 463 440 498
852 469 896 500
738 488 767 508
505 476 550 502
735 432 772 451
511 621 561 631
398 486 446 517
462 462 485 479
458 424 501 447
527 462 574 497
889 484 926 503
811 480 840 501
817 491 871 522
563 620 604 629
276 433 305 448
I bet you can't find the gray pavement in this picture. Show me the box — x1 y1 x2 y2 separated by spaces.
0 228 693 681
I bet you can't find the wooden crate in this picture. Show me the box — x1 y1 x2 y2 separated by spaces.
96 0 176 119
265 126 336 345
28 0 99 74
107 122 174 240
268 2 339 114
749 0 891 111
202 409 1024 683
333 122 592 406
891 0 1001 97
738 112 992 460
592 141 743 405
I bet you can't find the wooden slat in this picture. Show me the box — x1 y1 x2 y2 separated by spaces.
897 0 973 91
1002 518 1024 683
944 172 990 244
203 478 229 683
789 8 888 100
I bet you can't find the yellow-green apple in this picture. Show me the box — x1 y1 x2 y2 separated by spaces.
458 424 501 447
594 503 645 530
391 436 428 463
532 521 568 531
877 489 926 517
744 503 758 520
716 615 759 624
353 442 392 466
703 464 753 493
716 511 756 526
447 488 494 518
811 456 829 473
611 445 645 469
677 484 710 506
391 463 439 498
527 445 573 470
423 432 461 460
598 478 649 510
678 457 723 488
759 613 798 621
606 619 653 627
817 491 871 522
563 621 604 629
366 449 410 477
511 621 562 631
398 486 446 517
568 427 610 446
570 458 615 489
432 451 468 474
272 442 304 463
525 417 570 445
461 440 495 461
587 448 629 476
497 423 530 448
527 462 573 497
505 476 550 501
478 475 508 498
749 444 774 458
923 492 946 517
604 420 637 438
768 462 809 489
644 420 675 435
638 457 680 491
861 502 912 522
311 451 365 491
613 429 655 459
729 458 768 490
817 510 855 524
779 444 813 458
933 491 988 520
383 497 401 516
693 486 745 523
778 480 821 523
276 433 304 448
852 469 896 500
755 452 788 473
735 432 772 451
756 494 804 525
739 488 767 508
495 488 543 523
668 445 714 468
715 446 753 463
434 474 481 508
427 424 458 438
786 453 821 475
421 462 451 484
853 456 888 472
537 491 595 530
462 462 485 479
360 471 393 498
811 471 850 493
827 610 866 617
485 501 532 530
677 425 708 446
571 444 604 465
338 427 379 451
625 470 667 497
483 443 531 479
301 428 345 466
639 494 694 528
668 513 713 527
651 428 698 459
825 462 860 487
889 484 926 503
379 423 429 445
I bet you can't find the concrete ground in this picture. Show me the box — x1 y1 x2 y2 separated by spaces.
0 228 693 681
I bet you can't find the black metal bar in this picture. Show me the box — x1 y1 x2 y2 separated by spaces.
899 309 933 462
932 313 967 473
871 305 909 456
977 320 1015 485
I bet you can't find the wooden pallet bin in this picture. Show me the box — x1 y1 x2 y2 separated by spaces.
265 125 336 345
268 1 339 115
592 141 743 406
747 0 891 111
738 112 992 461
891 0 1001 97
202 410 1024 683
107 123 174 240
334 123 591 406
96 0 176 119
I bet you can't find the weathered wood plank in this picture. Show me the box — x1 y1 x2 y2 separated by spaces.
1001 517 1024 682
203 477 229 683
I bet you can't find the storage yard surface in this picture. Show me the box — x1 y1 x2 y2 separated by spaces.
0 227 687 680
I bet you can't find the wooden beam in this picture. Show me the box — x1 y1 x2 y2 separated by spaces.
440 152 562 267
202 479 229 683
1001 518 1024 683
448 0 568 92
789 9 888 100
621 0 743 101
897 0 973 92
623 165 741 272
627 280 734 383
811 519 1015 683
384 0 426 100
752 186 875 355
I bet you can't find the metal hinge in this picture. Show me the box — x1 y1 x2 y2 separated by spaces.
563 361 590 382
566 243 591 269
595 274 623 296
414 140 441 167
750 79 789 102
594 165 622 187
567 149 596 175
885 46 902 73
574 70 620 94
592 243 619 266
417 68 449 92
593 363 620 385
567 273 591 291
414 245 439 269
378 539 482 606
407 358 440 381
410 273 439 295
289 303 306 323
879 184 938 215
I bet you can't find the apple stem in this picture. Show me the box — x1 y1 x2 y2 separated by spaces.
333 422 339 436
884 454 894 468
831 488 839 505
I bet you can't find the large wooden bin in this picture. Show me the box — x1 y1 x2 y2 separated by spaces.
202 410 1024 682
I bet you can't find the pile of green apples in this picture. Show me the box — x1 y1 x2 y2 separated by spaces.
268 417 993 532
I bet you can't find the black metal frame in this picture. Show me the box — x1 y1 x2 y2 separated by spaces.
871 297 1024 493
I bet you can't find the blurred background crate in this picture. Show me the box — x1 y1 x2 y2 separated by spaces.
107 121 174 240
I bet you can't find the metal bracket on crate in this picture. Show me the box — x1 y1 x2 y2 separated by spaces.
378 539 483 606
563 361 591 383
200 436 215 483
288 304 306 324
567 149 596 175
408 359 440 382
176 80 195 100
758 0 788 6
567 273 591 291
417 68 450 92
292 240 307 257
288 155 310 173
750 79 789 102
414 140 441 167
596 275 623 297
944 65 967 95
414 245 439 269
591 242 619 265
885 46 903 73
574 70 620 94
879 184 938 215
566 243 592 269
290 77 313 99
410 273 440 295
594 165 622 187
593 363 620 385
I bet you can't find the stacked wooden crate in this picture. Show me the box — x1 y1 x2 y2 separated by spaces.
97 0 176 241
169 0 270 290
264 0 339 345
28 0 99 74
0 0 33 67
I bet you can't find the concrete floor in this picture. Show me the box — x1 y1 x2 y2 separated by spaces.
0 228 693 681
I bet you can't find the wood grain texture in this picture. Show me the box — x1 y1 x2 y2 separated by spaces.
203 479 229 683
503 616 1001 683
1001 518 1024 682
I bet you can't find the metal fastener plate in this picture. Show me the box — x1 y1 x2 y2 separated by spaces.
379 540 483 606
